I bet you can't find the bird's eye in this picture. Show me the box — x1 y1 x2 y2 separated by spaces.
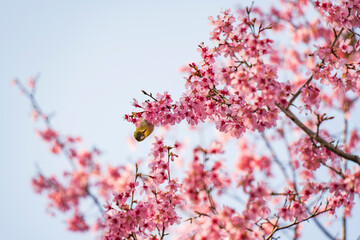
140 135 145 140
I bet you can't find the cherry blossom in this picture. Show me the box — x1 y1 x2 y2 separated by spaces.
13 1 360 240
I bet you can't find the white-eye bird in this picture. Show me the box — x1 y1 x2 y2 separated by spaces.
134 119 154 141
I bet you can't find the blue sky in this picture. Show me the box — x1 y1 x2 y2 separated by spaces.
1 1 359 240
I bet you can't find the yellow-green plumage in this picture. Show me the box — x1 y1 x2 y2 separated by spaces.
134 119 154 142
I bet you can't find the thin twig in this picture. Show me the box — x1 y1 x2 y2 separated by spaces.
265 207 332 240
130 164 139 210
14 79 105 215
15 79 76 169
167 147 171 181
261 132 290 180
141 90 158 102
286 28 344 110
281 127 299 192
306 207 336 240
87 188 104 214
319 160 344 178
286 74 313 110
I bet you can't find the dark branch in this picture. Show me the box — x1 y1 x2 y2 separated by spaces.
277 104 360 165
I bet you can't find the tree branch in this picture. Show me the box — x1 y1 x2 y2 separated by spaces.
276 104 360 165
286 74 313 110
265 206 332 240
286 28 344 110
14 79 103 214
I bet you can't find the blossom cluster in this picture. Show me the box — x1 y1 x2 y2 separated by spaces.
315 0 360 30
103 140 182 239
126 9 293 138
